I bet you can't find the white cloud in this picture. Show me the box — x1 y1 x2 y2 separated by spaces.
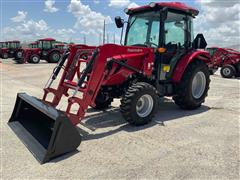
44 0 59 13
11 11 27 22
3 19 50 40
108 0 139 9
56 28 76 41
109 0 130 8
68 0 112 35
93 0 100 4
128 2 139 8
195 0 240 47
4 11 76 42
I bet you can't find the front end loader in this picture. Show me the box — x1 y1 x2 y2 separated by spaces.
8 2 211 163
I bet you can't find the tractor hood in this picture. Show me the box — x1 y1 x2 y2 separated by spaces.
23 48 41 52
94 44 155 86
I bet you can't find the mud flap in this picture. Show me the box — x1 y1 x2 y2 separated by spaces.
8 93 82 164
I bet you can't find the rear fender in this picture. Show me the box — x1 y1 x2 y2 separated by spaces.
172 50 211 82
47 49 61 56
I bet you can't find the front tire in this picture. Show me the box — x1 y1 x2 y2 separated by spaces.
220 65 236 78
120 82 159 126
173 60 210 110
28 54 40 64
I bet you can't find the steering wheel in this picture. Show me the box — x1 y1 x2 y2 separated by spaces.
144 42 158 48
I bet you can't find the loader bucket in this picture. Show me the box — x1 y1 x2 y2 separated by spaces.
8 93 82 164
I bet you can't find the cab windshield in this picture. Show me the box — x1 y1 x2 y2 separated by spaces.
9 42 20 49
0 43 5 48
38 41 52 49
125 11 192 48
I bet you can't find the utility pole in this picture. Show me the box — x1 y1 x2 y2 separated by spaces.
113 33 116 44
103 20 106 44
99 33 102 45
83 36 86 44
107 33 109 44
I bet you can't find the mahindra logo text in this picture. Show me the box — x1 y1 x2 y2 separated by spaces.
127 48 143 53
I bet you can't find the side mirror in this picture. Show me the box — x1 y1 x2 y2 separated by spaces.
160 7 168 21
192 34 207 49
115 16 124 28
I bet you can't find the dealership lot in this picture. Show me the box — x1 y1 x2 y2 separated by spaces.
1 59 239 179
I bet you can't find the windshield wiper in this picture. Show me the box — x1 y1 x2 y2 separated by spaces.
129 17 137 29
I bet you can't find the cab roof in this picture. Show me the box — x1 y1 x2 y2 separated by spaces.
30 42 38 45
7 40 20 43
128 2 199 16
38 38 56 41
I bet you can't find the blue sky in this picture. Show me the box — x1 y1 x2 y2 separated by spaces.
1 0 239 47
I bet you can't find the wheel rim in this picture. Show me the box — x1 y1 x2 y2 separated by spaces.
52 54 60 61
136 94 154 118
192 71 206 99
32 56 39 62
17 52 22 58
3 54 7 58
222 67 231 76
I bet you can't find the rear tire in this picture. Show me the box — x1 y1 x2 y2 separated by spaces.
173 60 210 110
220 65 236 78
2 53 8 59
28 54 40 64
120 82 159 126
48 51 61 63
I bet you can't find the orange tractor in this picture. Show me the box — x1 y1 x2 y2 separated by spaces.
9 2 211 163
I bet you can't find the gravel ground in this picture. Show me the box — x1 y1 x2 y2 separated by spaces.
0 59 239 179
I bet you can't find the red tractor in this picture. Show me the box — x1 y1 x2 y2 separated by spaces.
9 2 211 163
0 42 8 58
17 38 64 64
207 47 240 78
0 41 21 59
14 42 39 61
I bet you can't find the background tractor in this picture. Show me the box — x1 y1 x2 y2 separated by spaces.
0 41 21 59
18 38 64 64
0 42 8 59
14 42 39 61
9 2 211 163
207 47 240 78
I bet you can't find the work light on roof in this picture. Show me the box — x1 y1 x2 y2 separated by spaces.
149 2 156 8
124 8 129 14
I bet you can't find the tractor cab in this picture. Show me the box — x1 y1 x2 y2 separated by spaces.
8 41 21 49
115 2 208 82
37 38 56 50
0 42 7 49
8 40 21 57
29 42 38 49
